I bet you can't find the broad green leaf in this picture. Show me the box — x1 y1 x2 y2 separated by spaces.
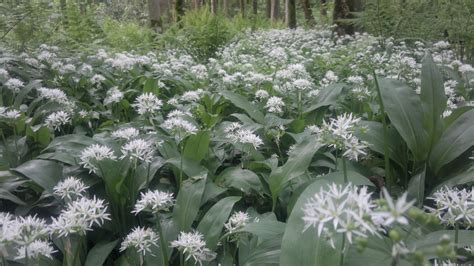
378 78 429 161
345 236 410 266
221 90 264 124
304 83 344 113
215 167 262 194
430 167 474 194
407 168 426 207
12 159 62 193
183 131 210 162
0 188 26 205
200 181 227 206
166 157 207 178
235 221 286 239
358 121 405 167
280 178 341 265
420 52 446 147
173 174 207 232
197 196 241 250
85 240 119 266
414 230 474 248
241 238 281 266
429 109 474 174
319 170 374 187
269 137 321 207
287 171 374 215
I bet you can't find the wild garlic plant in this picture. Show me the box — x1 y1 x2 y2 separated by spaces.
307 113 369 182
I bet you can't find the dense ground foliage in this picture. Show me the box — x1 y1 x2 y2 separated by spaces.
0 28 474 265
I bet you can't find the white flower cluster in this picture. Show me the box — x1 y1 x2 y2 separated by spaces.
120 138 155 163
79 144 117 173
0 213 56 261
224 122 263 149
132 92 163 115
133 190 174 214
50 196 111 237
4 78 24 93
426 186 474 227
265 96 285 113
104 86 124 105
112 127 139 141
14 240 56 260
307 113 368 161
224 211 250 234
45 111 71 131
162 116 198 136
302 184 414 249
53 176 89 201
37 87 70 105
120 227 159 256
0 107 21 120
171 231 217 265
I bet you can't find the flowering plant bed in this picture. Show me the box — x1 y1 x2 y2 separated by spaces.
0 29 473 265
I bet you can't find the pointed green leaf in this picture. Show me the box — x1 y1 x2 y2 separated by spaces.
221 90 264 124
378 78 429 161
420 52 446 147
430 109 474 174
173 174 207 232
197 196 241 250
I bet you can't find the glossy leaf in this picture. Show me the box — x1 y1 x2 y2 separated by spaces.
12 159 62 193
280 179 341 265
197 196 241 250
429 109 474 174
221 90 264 124
420 52 446 146
173 174 207 232
378 78 429 161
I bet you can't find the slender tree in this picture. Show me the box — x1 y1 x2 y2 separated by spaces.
252 0 257 15
266 0 271 18
211 0 217 13
148 0 164 31
301 0 315 26
223 0 229 15
286 0 296 28
176 0 185 21
239 0 245 17
333 0 353 34
320 0 327 16
270 0 280 21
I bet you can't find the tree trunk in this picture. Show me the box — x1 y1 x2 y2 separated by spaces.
211 0 217 13
252 0 257 15
223 0 229 15
266 0 271 18
286 0 296 28
60 0 67 25
239 0 245 17
149 0 163 31
176 0 185 21
193 0 201 8
270 0 279 21
333 0 354 35
320 0 327 16
301 0 315 26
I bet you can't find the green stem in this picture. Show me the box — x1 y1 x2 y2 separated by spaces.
342 158 348 183
178 132 183 188
339 234 345 266
297 90 302 119
373 71 391 192
180 253 184 266
455 223 459 248
24 245 28 266
155 216 169 266
13 125 19 165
